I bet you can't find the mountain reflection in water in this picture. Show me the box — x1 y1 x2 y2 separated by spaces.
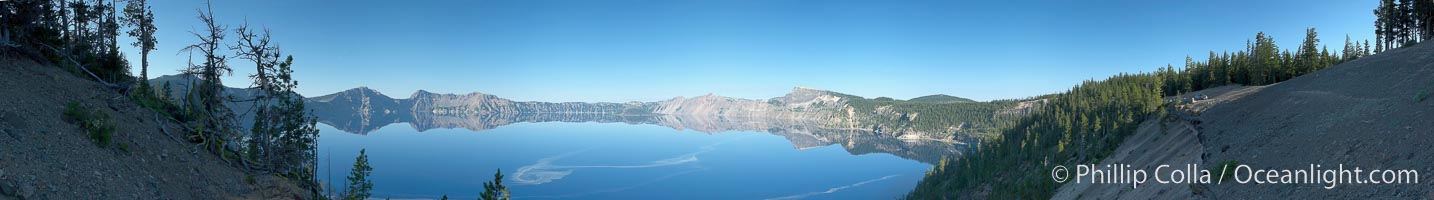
315 112 970 164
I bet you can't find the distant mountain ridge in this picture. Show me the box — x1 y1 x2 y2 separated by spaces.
143 77 1034 163
301 85 1033 139
298 86 998 163
908 94 976 103
143 75 1032 139
304 87 654 133
146 74 268 131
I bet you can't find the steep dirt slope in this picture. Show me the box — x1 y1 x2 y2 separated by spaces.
1050 116 1205 199
1053 41 1434 199
0 50 305 199
1050 86 1262 199
1196 40 1434 199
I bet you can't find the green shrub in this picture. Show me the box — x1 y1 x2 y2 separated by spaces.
63 101 116 147
1212 160 1239 181
1416 89 1429 103
344 149 374 200
129 84 185 121
63 101 88 121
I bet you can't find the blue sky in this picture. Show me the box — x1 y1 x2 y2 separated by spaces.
122 0 1377 102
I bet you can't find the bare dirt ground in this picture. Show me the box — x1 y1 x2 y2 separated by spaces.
1197 41 1434 199
1050 85 1265 200
1053 41 1434 199
0 49 306 199
1049 115 1205 200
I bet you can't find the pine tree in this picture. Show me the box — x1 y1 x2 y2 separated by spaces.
1297 28 1320 75
1415 0 1431 41
343 149 373 200
161 82 174 101
122 0 157 82
1250 32 1280 85
1320 46 1333 69
1363 40 1372 56
1377 36 1385 52
480 169 511 200
1343 35 1356 61
255 55 321 189
1376 0 1393 49
1399 0 1415 45
1373 0 1430 50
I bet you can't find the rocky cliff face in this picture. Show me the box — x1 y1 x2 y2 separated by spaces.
409 90 645 116
306 87 407 134
649 86 855 128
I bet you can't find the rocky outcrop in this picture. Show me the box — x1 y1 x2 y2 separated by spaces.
649 86 854 128
306 87 407 134
409 90 646 116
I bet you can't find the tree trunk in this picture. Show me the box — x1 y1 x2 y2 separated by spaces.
141 48 149 81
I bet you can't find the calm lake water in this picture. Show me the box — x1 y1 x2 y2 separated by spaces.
316 121 934 199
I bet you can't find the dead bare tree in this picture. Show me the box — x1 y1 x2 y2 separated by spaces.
231 20 279 169
179 0 238 156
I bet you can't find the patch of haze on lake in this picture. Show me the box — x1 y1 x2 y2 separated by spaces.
764 174 903 200
510 137 744 185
